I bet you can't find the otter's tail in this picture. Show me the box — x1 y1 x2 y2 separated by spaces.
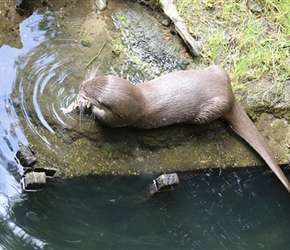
223 99 290 193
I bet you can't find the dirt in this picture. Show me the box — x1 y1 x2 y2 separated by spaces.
0 0 93 48
0 1 23 48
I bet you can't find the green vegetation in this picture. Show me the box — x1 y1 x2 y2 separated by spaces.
119 15 128 22
81 40 91 47
86 42 107 68
111 39 126 54
176 0 290 91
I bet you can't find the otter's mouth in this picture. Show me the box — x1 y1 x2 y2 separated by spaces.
60 97 93 116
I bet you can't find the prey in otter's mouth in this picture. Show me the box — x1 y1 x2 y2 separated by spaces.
61 97 93 117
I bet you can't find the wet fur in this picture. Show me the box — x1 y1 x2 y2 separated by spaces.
78 65 290 193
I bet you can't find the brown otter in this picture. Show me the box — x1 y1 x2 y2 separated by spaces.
76 65 290 193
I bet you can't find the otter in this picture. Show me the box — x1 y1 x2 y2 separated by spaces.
76 65 290 193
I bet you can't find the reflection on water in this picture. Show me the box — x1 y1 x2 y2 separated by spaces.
0 4 290 250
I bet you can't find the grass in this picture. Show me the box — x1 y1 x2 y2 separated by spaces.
175 0 290 92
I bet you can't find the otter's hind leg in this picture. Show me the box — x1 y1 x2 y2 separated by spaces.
194 97 229 124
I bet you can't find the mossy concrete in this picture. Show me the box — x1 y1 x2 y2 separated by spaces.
2 0 289 178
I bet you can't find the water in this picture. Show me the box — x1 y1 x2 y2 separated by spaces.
0 6 290 250
2 168 290 249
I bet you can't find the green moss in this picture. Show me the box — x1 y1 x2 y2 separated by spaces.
176 0 290 93
119 15 128 22
81 40 91 47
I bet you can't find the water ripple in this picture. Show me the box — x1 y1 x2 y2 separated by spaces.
14 16 84 147
0 10 84 249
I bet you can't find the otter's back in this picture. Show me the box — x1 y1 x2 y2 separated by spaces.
135 66 233 128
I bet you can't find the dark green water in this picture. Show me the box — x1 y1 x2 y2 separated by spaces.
2 168 290 249
0 6 290 250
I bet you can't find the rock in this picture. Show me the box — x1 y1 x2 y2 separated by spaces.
23 172 46 191
256 113 290 164
247 0 262 14
29 167 58 178
113 2 189 76
149 173 179 196
95 0 107 11
16 0 23 6
16 144 57 192
161 18 171 27
16 145 37 168
81 40 92 47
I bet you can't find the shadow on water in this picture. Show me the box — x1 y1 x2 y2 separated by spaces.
0 2 290 249
4 167 290 250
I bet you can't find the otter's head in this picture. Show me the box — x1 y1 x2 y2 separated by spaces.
77 75 144 127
